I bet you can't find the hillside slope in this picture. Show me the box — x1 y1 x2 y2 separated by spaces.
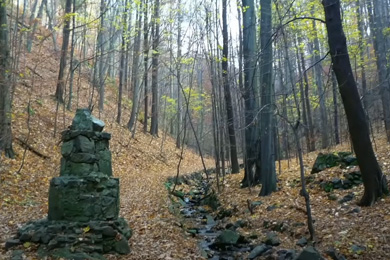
0 38 213 259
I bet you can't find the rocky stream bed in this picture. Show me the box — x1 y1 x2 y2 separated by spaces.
165 170 343 260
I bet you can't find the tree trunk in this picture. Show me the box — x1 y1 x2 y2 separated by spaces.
295 39 310 152
222 0 239 174
0 0 15 158
323 0 388 206
241 0 258 187
45 0 57 52
55 0 72 103
259 0 276 196
300 47 315 152
26 0 46 52
117 0 129 124
67 0 76 110
98 0 106 114
143 0 149 133
150 0 160 136
332 71 340 145
176 0 182 148
356 0 368 112
311 17 329 149
368 0 390 141
128 7 142 131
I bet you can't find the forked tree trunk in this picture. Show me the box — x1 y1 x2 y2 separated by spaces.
323 0 388 206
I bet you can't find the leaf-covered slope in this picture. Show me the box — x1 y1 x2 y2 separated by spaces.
0 38 213 259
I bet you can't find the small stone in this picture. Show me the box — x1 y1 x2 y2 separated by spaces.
327 194 338 201
348 207 361 214
339 193 354 204
350 244 365 254
69 153 97 163
248 244 270 259
92 116 105 132
296 237 308 247
234 219 248 228
5 239 21 250
47 238 59 250
40 233 51 244
19 232 32 242
74 135 95 154
114 237 130 254
102 226 117 237
296 246 323 260
11 250 24 260
267 204 278 211
61 140 74 157
264 232 280 246
31 231 41 242
277 249 297 260
326 247 347 260
213 230 240 247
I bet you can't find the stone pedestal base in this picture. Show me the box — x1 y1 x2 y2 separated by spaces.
6 218 132 256
48 176 119 222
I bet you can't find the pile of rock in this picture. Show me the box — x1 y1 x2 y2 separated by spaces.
320 171 363 192
311 152 357 174
6 109 131 258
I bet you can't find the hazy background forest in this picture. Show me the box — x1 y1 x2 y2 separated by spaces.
1 0 390 258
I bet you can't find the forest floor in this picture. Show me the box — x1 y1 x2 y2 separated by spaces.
2 38 390 260
0 38 214 259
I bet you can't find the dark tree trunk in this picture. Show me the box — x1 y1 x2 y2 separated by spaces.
259 0 276 196
332 71 340 145
241 0 258 188
323 0 388 206
368 0 390 141
0 0 15 158
143 0 149 133
222 0 239 174
55 0 72 103
150 0 160 136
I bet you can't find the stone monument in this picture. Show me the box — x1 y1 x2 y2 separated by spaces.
6 109 132 258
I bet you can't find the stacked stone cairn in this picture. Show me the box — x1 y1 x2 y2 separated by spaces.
6 109 132 258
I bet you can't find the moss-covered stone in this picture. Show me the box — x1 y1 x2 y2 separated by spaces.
97 151 112 176
74 135 95 154
48 177 119 221
311 152 357 174
70 153 98 164
61 140 74 157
